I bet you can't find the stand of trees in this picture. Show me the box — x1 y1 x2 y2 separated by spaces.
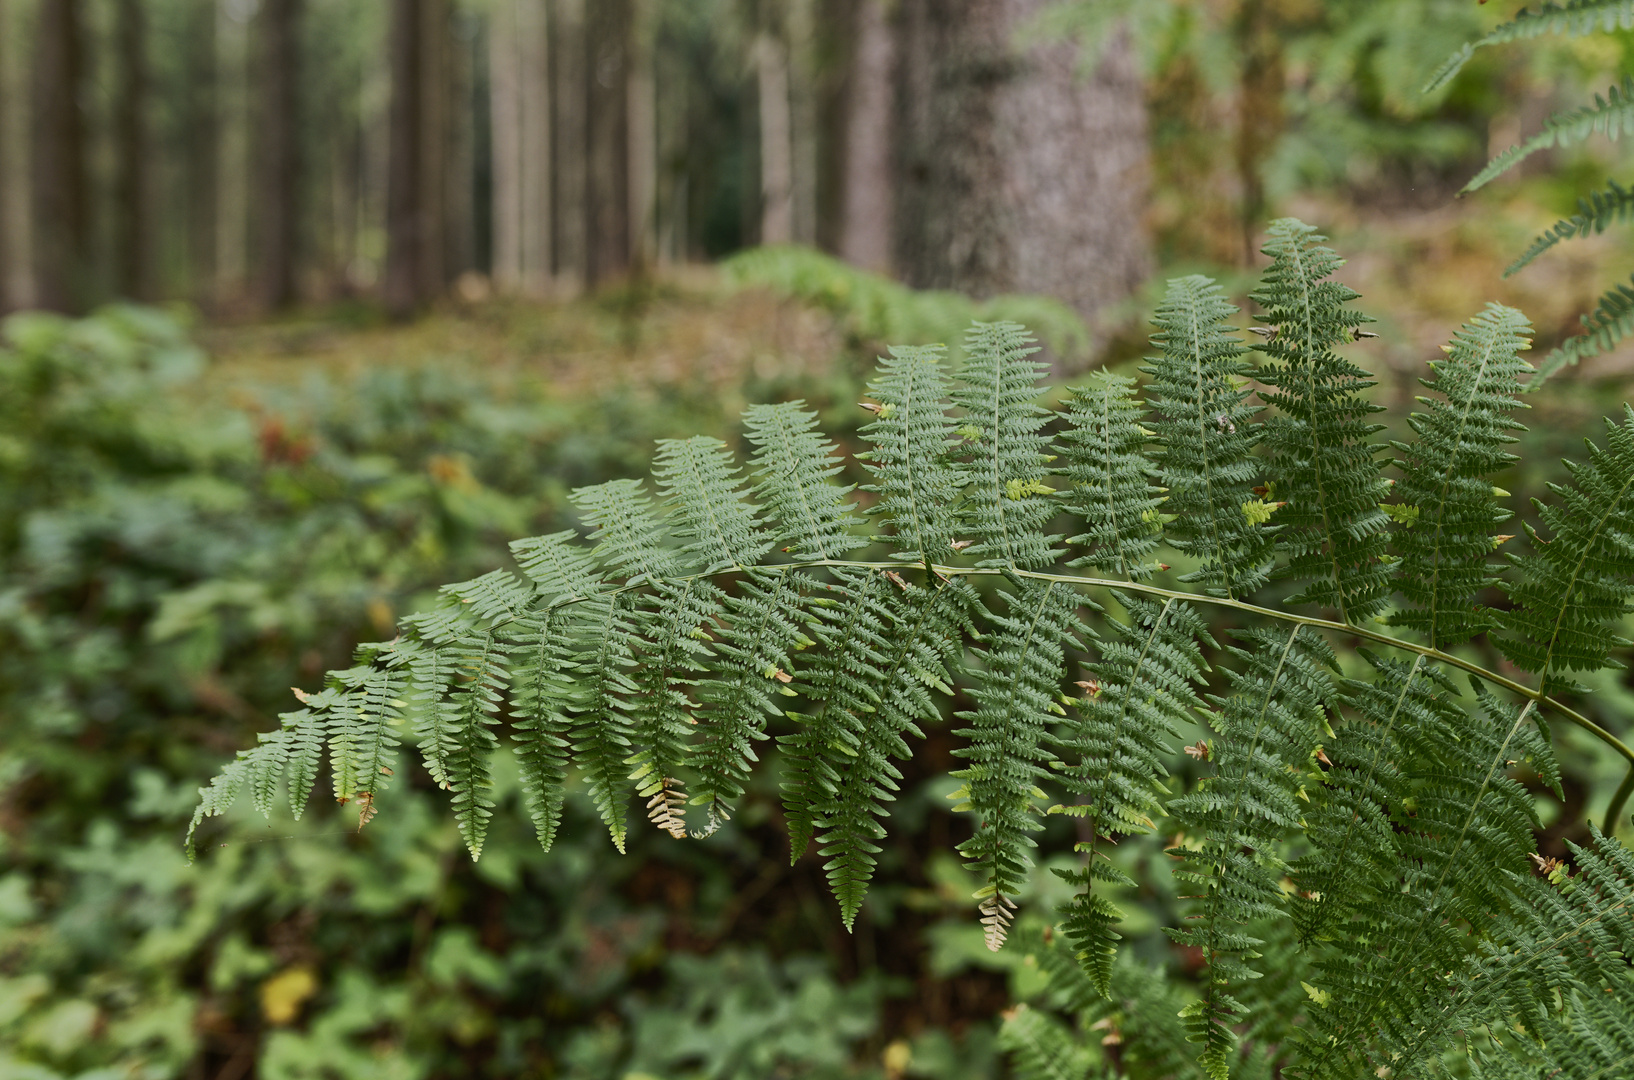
0 0 1151 326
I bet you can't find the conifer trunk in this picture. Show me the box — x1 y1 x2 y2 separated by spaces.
838 0 895 273
551 0 586 289
490 0 552 294
31 0 90 313
183 0 218 307
256 0 301 310
114 0 151 301
584 0 629 285
895 0 1151 333
755 29 794 245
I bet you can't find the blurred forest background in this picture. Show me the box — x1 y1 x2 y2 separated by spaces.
6 1 1634 1079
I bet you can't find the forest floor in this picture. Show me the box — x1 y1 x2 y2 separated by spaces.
193 188 1634 424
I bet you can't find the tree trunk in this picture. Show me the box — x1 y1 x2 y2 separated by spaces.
838 0 895 273
1236 0 1284 266
626 0 656 271
385 0 426 316
0 0 18 312
584 0 629 285
552 0 586 289
32 0 90 313
895 0 1151 334
755 29 793 245
257 0 301 310
183 0 218 306
490 0 552 294
114 0 151 301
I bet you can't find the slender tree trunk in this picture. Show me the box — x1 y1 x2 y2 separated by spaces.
385 0 424 316
1236 0 1284 265
755 29 793 244
114 0 151 301
184 0 218 306
895 0 1150 335
552 0 586 288
443 3 473 286
584 0 629 285
626 0 656 271
0 0 9 312
839 0 895 273
32 0 90 313
257 0 301 310
490 0 524 291
418 0 449 299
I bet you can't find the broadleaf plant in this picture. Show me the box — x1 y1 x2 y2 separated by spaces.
192 220 1634 1079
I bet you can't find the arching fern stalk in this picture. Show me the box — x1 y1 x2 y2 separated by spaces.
192 220 1634 1080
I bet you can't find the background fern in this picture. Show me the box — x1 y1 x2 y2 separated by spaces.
191 220 1634 1079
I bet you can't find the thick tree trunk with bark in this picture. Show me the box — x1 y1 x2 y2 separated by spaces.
114 0 152 301
838 0 895 273
32 0 90 313
895 0 1151 332
256 0 301 310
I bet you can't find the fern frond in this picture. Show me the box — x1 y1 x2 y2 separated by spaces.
779 568 893 865
1298 684 1556 1077
742 401 860 560
954 579 1089 949
1497 404 1634 695
572 478 683 580
1051 593 1213 994
1507 178 1634 274
951 321 1061 570
1389 303 1533 648
1059 372 1164 582
1253 218 1391 623
507 531 603 850
185 706 320 858
653 435 771 571
1425 1 1634 93
570 591 643 852
627 578 721 839
690 567 811 833
1168 624 1336 1077
998 1004 1096 1080
815 576 974 926
1464 76 1634 193
1143 274 1273 599
323 653 409 827
859 344 962 566
1528 273 1634 388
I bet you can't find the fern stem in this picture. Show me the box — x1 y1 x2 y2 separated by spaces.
1607 764 1634 831
529 560 1634 772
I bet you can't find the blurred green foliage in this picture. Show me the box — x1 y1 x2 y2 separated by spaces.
0 305 1026 1080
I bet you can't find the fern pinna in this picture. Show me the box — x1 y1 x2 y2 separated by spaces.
192 219 1634 1079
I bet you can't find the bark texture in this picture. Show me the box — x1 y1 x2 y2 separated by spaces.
491 0 552 294
896 0 1151 329
31 0 90 313
256 0 302 310
115 0 152 301
838 0 895 274
755 30 794 245
385 0 452 317
584 0 630 285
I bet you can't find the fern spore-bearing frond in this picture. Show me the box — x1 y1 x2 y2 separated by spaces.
1253 218 1392 623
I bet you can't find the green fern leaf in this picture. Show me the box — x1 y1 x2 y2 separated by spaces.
654 435 771 571
1506 178 1634 275
998 1004 1096 1080
743 401 861 560
1060 372 1164 581
954 579 1089 949
1464 76 1634 193
1253 219 1391 623
951 321 1061 570
1426 1 1634 93
859 344 961 566
1143 274 1273 599
1167 624 1336 1073
1051 593 1213 993
1528 273 1634 388
1497 405 1634 695
1389 303 1533 647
